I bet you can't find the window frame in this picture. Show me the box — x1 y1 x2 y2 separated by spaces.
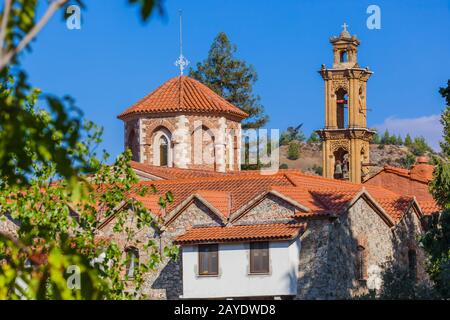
249 241 270 275
408 249 417 280
125 247 139 280
198 244 219 276
356 244 367 281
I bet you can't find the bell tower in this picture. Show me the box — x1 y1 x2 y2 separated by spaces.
317 24 375 183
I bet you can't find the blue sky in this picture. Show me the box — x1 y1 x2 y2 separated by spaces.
22 0 450 156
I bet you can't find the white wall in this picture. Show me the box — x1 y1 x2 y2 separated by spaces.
181 239 301 299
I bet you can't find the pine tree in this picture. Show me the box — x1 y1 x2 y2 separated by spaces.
189 32 268 129
404 134 413 147
307 131 320 144
287 141 300 160
397 134 403 146
381 129 390 145
371 133 381 144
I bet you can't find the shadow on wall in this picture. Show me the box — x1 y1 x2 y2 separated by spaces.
151 258 183 300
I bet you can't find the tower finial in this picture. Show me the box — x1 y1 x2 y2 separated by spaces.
174 10 189 75
340 22 351 38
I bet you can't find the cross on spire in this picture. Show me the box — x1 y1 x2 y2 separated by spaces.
342 22 348 32
174 10 189 75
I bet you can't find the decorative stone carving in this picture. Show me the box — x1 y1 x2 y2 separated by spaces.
330 139 350 152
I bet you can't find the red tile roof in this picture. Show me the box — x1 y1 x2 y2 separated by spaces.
418 200 441 215
131 161 228 180
129 171 422 223
367 164 434 184
118 76 248 120
138 172 295 215
174 223 306 244
196 190 231 218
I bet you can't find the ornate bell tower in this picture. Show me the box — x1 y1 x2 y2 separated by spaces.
317 24 375 183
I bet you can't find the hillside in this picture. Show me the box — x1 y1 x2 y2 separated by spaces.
279 142 435 176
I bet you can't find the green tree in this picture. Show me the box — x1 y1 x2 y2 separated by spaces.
279 163 288 169
410 136 431 156
381 129 390 145
307 131 320 144
287 141 300 160
0 115 176 299
189 32 268 129
439 80 450 156
371 132 381 144
399 153 416 169
396 134 403 146
0 0 172 300
404 134 413 147
422 80 450 298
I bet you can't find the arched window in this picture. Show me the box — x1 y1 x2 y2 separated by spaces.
334 147 349 180
127 129 139 161
336 88 348 129
159 135 169 166
408 249 417 280
125 247 139 279
356 244 367 281
340 50 347 62
152 128 172 167
191 125 215 169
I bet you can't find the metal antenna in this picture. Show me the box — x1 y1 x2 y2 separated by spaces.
174 10 189 75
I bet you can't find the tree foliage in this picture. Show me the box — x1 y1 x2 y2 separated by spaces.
0 112 176 299
280 127 305 146
0 0 174 300
422 79 450 299
287 141 300 160
307 131 320 144
189 32 268 129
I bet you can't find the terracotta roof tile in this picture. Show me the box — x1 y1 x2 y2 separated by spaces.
127 171 426 223
174 223 306 244
417 200 440 215
118 76 248 119
131 161 228 180
374 196 414 222
137 173 295 215
368 165 434 184
196 190 231 217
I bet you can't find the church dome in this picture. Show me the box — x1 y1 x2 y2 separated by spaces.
118 76 248 120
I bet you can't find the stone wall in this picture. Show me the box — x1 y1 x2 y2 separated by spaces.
297 198 395 299
96 193 429 300
133 114 241 172
392 206 430 284
234 194 298 224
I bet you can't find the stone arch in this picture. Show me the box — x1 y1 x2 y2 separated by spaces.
152 126 173 167
191 124 216 170
335 87 348 129
226 128 236 171
145 119 176 144
126 128 139 161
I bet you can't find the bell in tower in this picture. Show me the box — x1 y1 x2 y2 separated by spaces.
317 24 375 183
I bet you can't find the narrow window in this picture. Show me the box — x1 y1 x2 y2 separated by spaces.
125 247 139 279
250 242 270 274
408 249 417 280
340 50 347 62
356 245 367 280
198 244 218 276
159 136 168 166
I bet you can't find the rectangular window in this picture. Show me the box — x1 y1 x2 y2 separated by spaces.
250 242 270 274
198 244 218 276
